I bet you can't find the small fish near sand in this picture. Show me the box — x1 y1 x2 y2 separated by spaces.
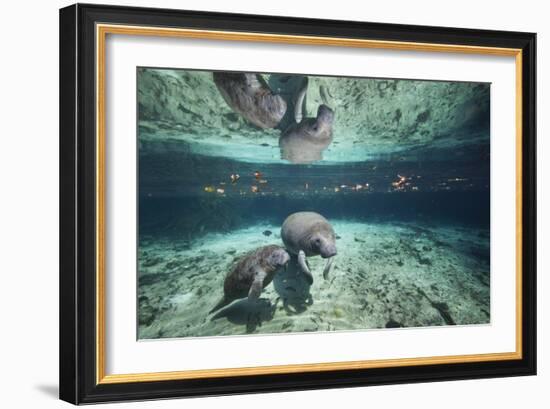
262 230 273 237
209 245 290 315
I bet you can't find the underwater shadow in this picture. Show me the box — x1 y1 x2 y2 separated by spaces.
34 384 58 399
211 298 277 333
273 257 313 315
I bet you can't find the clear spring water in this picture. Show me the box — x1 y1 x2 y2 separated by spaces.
137 68 490 339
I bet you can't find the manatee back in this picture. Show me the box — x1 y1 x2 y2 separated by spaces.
213 72 286 129
223 245 281 299
223 254 255 300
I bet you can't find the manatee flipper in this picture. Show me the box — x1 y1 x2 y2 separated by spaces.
298 250 314 284
319 85 331 105
322 257 334 280
293 77 308 124
248 269 267 300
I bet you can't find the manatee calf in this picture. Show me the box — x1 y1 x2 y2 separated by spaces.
281 211 337 282
279 104 335 164
209 245 290 314
213 72 287 129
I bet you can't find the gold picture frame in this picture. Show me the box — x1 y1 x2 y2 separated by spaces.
60 3 536 404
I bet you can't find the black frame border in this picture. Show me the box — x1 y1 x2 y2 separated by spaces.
59 3 536 404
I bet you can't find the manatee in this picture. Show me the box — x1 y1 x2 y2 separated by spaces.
213 72 287 129
209 245 290 314
279 104 335 164
280 211 337 283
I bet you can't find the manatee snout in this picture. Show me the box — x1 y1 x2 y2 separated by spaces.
310 233 337 259
320 242 337 259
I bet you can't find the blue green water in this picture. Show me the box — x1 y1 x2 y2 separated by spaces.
136 68 490 339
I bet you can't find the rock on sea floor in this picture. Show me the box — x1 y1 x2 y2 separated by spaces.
137 221 490 339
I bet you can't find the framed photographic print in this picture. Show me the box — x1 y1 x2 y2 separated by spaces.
59 3 536 404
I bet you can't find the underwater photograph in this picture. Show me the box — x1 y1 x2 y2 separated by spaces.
137 67 491 339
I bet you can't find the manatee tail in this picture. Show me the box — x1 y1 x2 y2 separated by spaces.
209 296 230 315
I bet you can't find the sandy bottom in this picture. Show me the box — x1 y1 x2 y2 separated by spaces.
138 220 490 339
